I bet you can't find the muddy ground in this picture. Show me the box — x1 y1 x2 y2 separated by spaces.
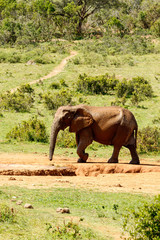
0 153 160 194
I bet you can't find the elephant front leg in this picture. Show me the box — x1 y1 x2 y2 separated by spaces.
76 130 93 163
108 145 121 163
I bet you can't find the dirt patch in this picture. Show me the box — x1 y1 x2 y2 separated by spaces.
0 153 160 177
0 153 160 194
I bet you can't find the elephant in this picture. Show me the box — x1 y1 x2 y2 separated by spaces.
49 105 140 164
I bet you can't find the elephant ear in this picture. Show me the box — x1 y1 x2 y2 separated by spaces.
69 108 94 132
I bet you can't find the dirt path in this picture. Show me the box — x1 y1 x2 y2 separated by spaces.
10 51 77 93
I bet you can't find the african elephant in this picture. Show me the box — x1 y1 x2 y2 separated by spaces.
49 105 140 164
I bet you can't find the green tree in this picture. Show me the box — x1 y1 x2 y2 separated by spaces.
54 0 120 36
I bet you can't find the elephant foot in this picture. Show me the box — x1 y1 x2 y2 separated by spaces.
77 153 88 163
77 158 86 163
129 159 140 165
107 157 118 163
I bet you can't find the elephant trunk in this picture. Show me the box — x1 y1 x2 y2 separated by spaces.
49 120 60 161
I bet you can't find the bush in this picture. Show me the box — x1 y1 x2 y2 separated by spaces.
47 220 99 239
7 116 48 143
115 77 153 98
151 19 160 37
0 84 35 112
76 73 118 95
57 129 76 148
49 79 68 90
49 82 60 89
0 204 15 223
115 79 133 98
138 126 160 153
33 55 54 64
123 195 160 240
76 73 153 106
115 77 153 105
41 89 75 110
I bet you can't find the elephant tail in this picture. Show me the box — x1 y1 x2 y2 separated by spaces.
134 125 138 148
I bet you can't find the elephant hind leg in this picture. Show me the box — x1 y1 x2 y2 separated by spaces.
108 145 121 163
126 144 140 164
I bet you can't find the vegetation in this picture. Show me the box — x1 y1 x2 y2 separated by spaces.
76 73 118 95
0 203 15 223
123 195 160 240
6 116 48 143
76 74 153 106
40 89 75 111
0 186 153 239
0 0 160 158
0 2 160 239
0 0 160 43
0 84 35 112
138 126 160 153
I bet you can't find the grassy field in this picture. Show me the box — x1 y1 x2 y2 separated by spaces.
0 39 160 240
0 39 160 159
0 186 152 240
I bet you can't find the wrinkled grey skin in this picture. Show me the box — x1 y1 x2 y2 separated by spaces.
49 105 140 164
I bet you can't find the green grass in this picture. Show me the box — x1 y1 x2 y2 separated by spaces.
0 186 152 240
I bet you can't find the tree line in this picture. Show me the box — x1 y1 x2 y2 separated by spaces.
0 0 160 45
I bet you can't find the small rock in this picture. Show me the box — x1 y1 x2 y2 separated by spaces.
16 200 23 205
56 207 70 214
56 207 63 212
24 203 34 209
11 199 16 202
11 196 17 201
26 60 36 65
9 177 16 181
115 184 123 187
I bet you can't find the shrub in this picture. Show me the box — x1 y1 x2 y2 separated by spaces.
33 55 54 64
115 79 133 98
76 73 118 95
76 73 153 106
57 128 76 148
115 77 153 98
6 116 48 143
138 126 160 153
123 195 160 240
130 77 153 99
152 117 160 124
0 204 15 223
151 19 160 37
7 52 21 63
49 79 68 90
0 84 35 112
47 220 99 239
115 77 153 105
49 82 60 89
42 89 74 110
0 52 8 63
59 79 68 87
